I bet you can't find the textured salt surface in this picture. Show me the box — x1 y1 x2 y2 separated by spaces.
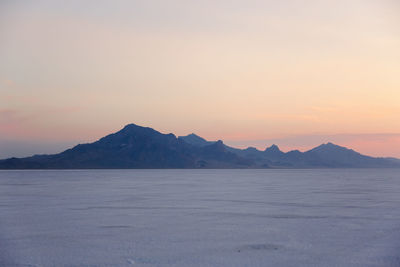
0 169 400 267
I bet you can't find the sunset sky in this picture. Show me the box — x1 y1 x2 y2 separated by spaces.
1 0 400 158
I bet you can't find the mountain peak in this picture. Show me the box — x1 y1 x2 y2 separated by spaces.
244 146 259 152
115 123 163 136
185 133 206 141
265 144 282 153
324 142 336 147
215 140 224 146
205 140 225 150
307 142 362 159
310 142 346 152
122 123 142 130
119 123 152 133
178 133 215 147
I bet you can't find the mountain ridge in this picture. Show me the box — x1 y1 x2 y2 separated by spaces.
0 123 399 169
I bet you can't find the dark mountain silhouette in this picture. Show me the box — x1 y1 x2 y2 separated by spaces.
300 142 396 168
179 134 400 168
0 124 251 169
0 123 399 169
264 144 284 156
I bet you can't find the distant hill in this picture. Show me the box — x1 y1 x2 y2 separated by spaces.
0 123 399 169
178 133 216 147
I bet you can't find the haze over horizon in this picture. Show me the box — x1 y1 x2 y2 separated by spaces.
1 1 400 158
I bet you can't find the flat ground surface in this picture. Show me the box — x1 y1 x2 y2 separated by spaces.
1 169 400 267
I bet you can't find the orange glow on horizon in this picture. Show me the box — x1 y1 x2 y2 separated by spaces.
1 1 399 158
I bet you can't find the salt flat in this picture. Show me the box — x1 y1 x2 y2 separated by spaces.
1 169 400 267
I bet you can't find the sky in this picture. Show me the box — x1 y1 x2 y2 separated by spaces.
0 0 400 158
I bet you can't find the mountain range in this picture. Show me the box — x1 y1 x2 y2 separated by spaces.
0 123 399 169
